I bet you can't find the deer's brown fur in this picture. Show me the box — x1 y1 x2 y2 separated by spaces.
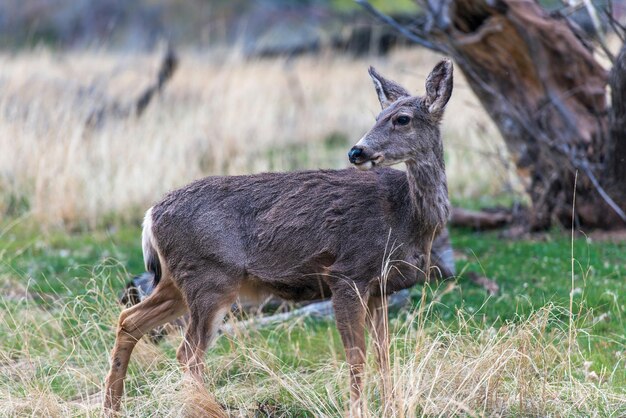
104 60 453 416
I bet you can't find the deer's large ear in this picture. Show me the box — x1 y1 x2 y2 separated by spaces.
368 66 410 110
424 59 453 117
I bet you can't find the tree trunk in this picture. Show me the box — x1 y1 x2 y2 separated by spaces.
609 45 626 189
408 0 626 230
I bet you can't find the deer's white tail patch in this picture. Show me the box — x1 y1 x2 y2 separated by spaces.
142 207 155 270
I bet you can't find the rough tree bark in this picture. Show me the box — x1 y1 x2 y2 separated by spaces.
362 0 626 230
609 45 626 189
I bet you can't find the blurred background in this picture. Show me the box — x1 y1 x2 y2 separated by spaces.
0 0 615 50
3 0 623 230
0 0 538 230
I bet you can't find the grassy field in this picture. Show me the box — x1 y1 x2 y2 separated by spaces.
1 47 625 416
1 219 625 416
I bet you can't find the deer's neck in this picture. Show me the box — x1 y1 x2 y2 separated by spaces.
405 149 450 237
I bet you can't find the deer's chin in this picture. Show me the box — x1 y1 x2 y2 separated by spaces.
354 160 374 171
354 155 385 171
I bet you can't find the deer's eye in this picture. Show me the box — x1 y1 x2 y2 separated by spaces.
396 115 411 125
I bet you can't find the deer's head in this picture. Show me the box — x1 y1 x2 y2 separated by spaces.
348 60 453 170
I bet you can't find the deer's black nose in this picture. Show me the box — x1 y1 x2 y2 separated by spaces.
348 147 363 163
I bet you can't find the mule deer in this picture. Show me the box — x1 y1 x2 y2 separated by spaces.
104 59 453 416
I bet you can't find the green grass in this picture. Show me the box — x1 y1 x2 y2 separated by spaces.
450 229 626 385
1 220 143 297
1 218 625 416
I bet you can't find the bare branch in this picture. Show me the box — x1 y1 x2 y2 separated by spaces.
355 0 447 53
605 0 626 42
579 159 626 221
86 45 178 128
581 0 615 61
136 44 178 116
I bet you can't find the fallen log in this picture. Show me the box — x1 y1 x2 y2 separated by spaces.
222 290 411 335
450 207 513 230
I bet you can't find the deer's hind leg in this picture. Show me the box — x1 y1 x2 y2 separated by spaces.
104 279 186 413
175 267 239 383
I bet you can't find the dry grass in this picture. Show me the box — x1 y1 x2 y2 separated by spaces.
0 47 520 230
1 274 624 417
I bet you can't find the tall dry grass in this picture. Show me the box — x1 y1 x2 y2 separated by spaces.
0 47 520 229
1 272 624 417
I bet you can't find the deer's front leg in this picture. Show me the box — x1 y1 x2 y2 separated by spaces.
332 284 368 417
367 294 393 415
